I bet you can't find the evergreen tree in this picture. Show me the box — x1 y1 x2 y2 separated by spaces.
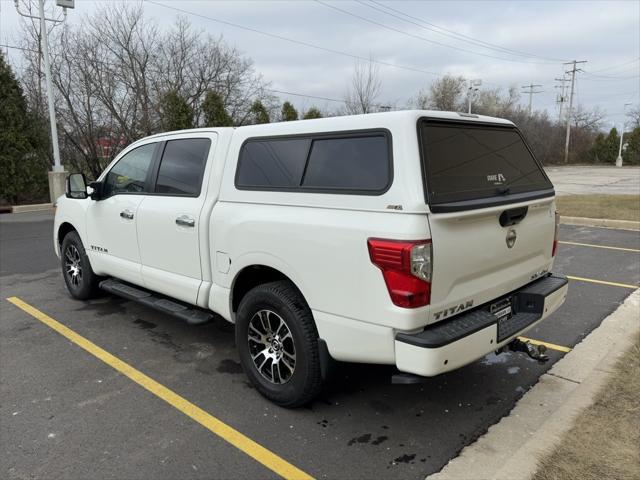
250 100 270 124
589 127 620 163
160 90 194 131
202 90 233 127
0 52 48 205
303 107 322 119
281 101 298 121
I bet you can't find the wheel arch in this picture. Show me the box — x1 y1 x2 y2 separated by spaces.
57 222 78 247
230 264 308 314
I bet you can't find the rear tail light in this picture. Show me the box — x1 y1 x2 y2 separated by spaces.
552 211 560 257
367 238 432 308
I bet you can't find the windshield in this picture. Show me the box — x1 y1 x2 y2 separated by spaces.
418 119 553 210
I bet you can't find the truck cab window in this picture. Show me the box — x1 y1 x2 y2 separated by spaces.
155 138 211 196
103 143 156 198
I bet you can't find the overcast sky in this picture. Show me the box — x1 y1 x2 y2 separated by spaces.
1 0 638 128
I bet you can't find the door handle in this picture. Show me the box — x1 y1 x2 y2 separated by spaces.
175 215 195 227
120 209 134 220
499 206 528 227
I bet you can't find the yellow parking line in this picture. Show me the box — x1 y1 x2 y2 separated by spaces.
518 336 572 353
559 241 640 253
566 275 639 290
6 297 314 480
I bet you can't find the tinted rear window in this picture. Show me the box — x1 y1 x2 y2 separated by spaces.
419 120 552 206
236 132 391 194
155 138 211 196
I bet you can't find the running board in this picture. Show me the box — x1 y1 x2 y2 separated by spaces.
99 278 213 325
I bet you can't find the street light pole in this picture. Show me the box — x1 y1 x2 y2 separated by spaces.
37 0 62 172
467 79 481 114
15 0 72 202
616 103 632 167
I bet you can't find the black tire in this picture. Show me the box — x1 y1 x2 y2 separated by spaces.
236 281 322 407
60 231 101 300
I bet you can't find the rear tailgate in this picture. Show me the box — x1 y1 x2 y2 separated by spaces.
418 118 556 324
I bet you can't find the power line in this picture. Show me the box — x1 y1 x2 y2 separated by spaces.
268 89 344 104
0 44 399 110
268 88 398 110
585 56 639 75
580 74 640 82
582 71 640 80
315 0 561 65
579 90 639 99
1 44 39 54
360 0 567 63
144 0 445 79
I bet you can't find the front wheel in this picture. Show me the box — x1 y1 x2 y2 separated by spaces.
236 281 323 407
60 231 101 300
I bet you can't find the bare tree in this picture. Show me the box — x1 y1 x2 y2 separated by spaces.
626 104 640 129
18 3 272 175
413 75 466 111
51 28 115 177
473 86 520 117
571 105 606 132
343 57 382 114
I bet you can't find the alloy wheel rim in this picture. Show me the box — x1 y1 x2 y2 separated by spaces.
64 245 83 288
247 309 296 384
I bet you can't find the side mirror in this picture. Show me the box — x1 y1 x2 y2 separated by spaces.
88 181 103 201
66 173 88 199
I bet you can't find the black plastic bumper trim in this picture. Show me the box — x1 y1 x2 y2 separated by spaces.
395 274 568 349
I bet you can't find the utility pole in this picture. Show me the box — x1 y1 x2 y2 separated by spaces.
15 0 73 203
616 103 633 167
554 76 568 122
563 60 587 164
467 79 482 114
521 84 543 115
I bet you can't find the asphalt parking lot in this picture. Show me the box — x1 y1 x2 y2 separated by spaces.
1 211 638 480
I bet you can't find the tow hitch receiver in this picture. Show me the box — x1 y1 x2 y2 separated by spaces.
508 338 549 362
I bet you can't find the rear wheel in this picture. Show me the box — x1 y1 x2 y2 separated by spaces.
61 231 101 300
236 281 322 407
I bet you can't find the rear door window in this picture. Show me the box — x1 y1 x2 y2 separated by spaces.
418 120 552 209
155 138 211 196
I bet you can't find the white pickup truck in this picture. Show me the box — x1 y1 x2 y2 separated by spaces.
55 110 568 407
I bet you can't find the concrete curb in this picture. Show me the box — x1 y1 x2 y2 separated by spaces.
561 215 640 231
427 289 640 480
8 203 54 214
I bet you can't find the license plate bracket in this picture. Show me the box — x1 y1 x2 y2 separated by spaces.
490 297 512 322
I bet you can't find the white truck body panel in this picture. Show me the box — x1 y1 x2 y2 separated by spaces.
54 110 567 378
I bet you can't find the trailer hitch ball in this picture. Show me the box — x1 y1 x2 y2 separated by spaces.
508 338 549 363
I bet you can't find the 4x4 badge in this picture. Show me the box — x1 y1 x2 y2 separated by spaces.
506 228 517 248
